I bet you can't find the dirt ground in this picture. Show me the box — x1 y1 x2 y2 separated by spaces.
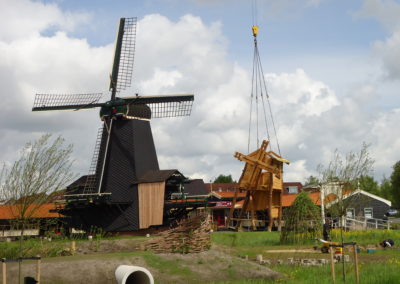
3 243 281 284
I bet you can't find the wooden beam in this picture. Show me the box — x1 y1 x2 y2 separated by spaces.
227 189 239 227
277 189 283 231
235 191 251 230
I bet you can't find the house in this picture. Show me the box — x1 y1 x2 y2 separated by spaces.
0 203 63 238
326 189 391 220
206 182 318 229
283 182 303 194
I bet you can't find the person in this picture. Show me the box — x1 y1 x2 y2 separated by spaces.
323 219 331 241
380 239 394 248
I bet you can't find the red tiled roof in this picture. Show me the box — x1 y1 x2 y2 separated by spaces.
0 203 61 220
282 192 321 207
206 182 305 193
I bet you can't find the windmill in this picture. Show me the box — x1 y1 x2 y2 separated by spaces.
32 18 195 232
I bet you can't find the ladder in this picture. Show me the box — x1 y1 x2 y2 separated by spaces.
83 126 104 194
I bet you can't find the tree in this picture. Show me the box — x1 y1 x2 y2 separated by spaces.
304 175 319 187
213 174 234 183
359 175 379 195
0 134 75 230
280 192 322 244
379 176 393 201
390 161 400 208
317 143 374 219
317 143 374 282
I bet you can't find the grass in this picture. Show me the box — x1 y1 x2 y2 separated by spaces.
0 238 67 259
140 252 195 281
1 229 399 283
211 229 400 283
212 231 281 247
330 229 400 245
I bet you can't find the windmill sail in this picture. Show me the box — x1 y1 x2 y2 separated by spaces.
32 93 103 112
110 17 137 98
124 94 194 118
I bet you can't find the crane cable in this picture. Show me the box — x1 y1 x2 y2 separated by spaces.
247 3 281 155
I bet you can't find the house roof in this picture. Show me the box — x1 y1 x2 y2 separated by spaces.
282 192 321 207
209 191 246 199
326 189 392 207
0 203 61 220
208 191 320 208
138 169 185 183
206 182 304 193
184 179 208 196
67 175 91 188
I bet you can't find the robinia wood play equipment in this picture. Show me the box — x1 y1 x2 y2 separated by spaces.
227 140 289 231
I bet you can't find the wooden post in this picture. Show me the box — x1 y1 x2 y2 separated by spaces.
36 256 41 284
227 189 239 228
2 258 6 284
235 191 250 230
18 259 22 284
277 188 283 232
71 241 76 255
330 246 336 283
267 187 273 232
353 245 360 283
251 209 257 231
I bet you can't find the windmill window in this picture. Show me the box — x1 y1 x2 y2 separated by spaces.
364 208 373 219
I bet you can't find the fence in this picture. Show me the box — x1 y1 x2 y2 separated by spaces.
0 224 40 238
328 216 392 231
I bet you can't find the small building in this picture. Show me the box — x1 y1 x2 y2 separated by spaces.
0 203 63 238
327 189 391 220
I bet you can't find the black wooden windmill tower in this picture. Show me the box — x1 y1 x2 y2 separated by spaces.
32 18 196 232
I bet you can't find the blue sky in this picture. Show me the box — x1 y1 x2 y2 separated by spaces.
1 0 400 184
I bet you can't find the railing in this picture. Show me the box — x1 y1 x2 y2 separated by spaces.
328 216 392 231
0 224 40 238
345 216 391 230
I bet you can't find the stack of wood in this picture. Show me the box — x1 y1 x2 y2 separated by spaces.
144 214 211 253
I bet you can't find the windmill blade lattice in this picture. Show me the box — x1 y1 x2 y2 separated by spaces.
114 17 137 93
83 125 105 194
123 94 194 118
32 93 103 111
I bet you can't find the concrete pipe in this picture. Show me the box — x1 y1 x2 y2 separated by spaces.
115 265 154 284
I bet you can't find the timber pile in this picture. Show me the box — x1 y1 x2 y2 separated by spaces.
144 214 211 253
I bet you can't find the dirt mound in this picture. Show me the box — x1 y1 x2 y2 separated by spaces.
3 246 281 283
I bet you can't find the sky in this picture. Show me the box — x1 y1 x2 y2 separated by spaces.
0 0 399 184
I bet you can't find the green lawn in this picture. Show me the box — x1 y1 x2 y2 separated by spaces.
1 230 399 283
211 230 400 284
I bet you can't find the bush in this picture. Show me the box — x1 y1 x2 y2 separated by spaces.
280 192 322 244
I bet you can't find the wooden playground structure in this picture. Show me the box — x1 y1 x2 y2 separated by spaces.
227 140 289 231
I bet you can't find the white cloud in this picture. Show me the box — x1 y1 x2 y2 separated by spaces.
373 31 400 79
356 0 400 80
370 108 400 171
356 0 400 32
0 0 399 188
285 160 314 181
0 0 90 42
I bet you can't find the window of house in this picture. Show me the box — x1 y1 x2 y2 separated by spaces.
346 208 355 218
364 208 373 219
287 186 298 194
